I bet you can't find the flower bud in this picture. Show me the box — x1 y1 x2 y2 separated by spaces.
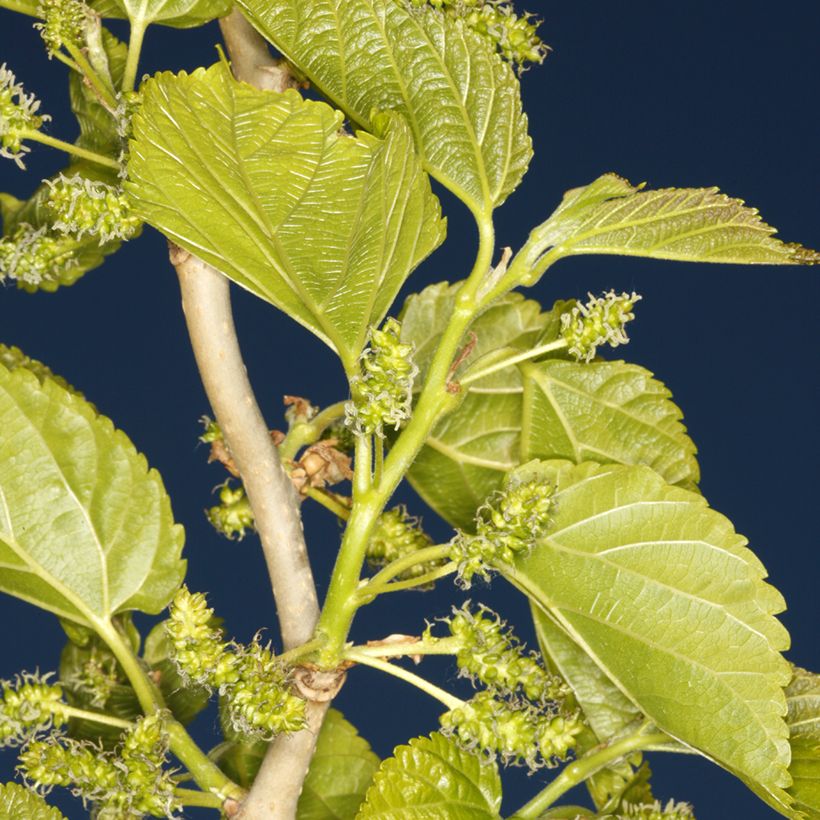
166 586 227 686
35 0 90 58
560 290 641 362
206 481 255 541
0 64 49 168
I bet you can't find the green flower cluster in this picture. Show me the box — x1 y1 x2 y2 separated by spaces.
444 604 565 702
617 800 695 819
19 714 177 818
206 481 254 541
35 0 89 58
560 290 641 363
199 416 223 443
366 506 442 583
0 674 67 748
46 174 140 243
449 476 554 585
166 588 306 740
409 0 548 66
63 644 119 708
0 63 49 168
440 690 583 769
0 224 83 289
346 318 417 437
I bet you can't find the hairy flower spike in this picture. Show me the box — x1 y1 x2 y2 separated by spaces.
409 0 548 67
450 477 554 584
166 586 227 686
366 506 443 583
446 604 566 702
560 290 641 362
35 0 90 58
0 64 49 167
440 690 583 770
206 481 255 540
0 224 83 289
46 174 140 243
346 317 417 437
0 674 66 747
222 642 307 740
620 799 696 819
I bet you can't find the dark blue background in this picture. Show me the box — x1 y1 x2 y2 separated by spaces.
1 2 818 818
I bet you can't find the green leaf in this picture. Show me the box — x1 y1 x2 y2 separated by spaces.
210 738 267 790
400 283 550 529
0 783 67 820
785 668 820 818
0 343 85 399
236 0 531 218
127 63 444 371
528 174 819 280
357 732 501 819
0 360 186 627
520 360 699 490
298 709 380 820
503 460 791 798
401 284 698 529
69 27 126 157
99 0 232 28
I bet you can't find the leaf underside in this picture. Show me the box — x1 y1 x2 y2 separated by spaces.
505 460 791 798
357 732 501 819
236 0 531 217
0 783 67 820
0 362 185 626
127 63 444 371
784 668 820 818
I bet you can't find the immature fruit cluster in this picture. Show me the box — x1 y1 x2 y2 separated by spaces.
366 506 442 582
0 224 84 288
409 0 548 66
0 674 66 747
166 587 306 740
206 481 255 541
560 290 641 362
35 0 89 57
449 476 554 584
46 174 140 243
445 604 565 702
0 63 48 167
346 318 417 437
19 714 177 818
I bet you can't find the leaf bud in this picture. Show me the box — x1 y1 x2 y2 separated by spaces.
560 290 641 362
45 174 140 243
346 317 417 437
35 0 90 58
206 480 255 541
0 64 50 168
0 673 67 747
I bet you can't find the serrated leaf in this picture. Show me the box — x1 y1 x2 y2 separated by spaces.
530 174 819 275
127 63 444 371
69 27 126 157
520 360 699 490
100 0 231 28
400 283 549 529
0 783 67 820
237 0 531 217
0 343 85 399
0 361 186 628
401 284 698 528
357 732 501 819
785 668 820 818
298 709 380 820
502 460 792 797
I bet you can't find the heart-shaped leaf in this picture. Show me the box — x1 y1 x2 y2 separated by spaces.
237 0 531 218
127 63 444 371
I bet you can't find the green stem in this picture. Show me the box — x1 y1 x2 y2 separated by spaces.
348 636 461 659
279 400 348 460
303 486 351 520
174 788 224 809
367 562 457 595
345 649 463 710
122 18 147 93
460 338 568 386
52 50 81 74
374 435 384 486
276 637 324 667
22 130 119 169
508 731 670 819
61 704 132 730
64 42 118 109
362 544 452 588
0 0 37 13
316 218 496 665
166 722 246 803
